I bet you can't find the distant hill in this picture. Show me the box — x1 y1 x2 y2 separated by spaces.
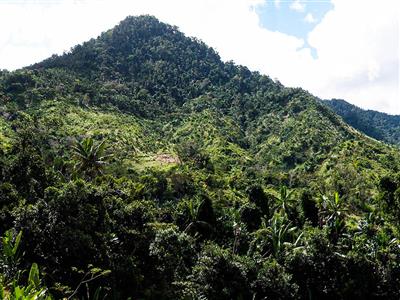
324 99 400 146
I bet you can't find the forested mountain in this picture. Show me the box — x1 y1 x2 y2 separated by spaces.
1 15 400 299
324 99 400 146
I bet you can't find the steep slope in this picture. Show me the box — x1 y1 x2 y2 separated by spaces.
0 15 400 299
1 16 399 197
1 14 399 198
324 99 400 146
31 15 232 116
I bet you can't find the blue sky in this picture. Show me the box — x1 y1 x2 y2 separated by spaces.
257 0 334 58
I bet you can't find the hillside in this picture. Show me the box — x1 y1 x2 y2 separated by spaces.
1 15 400 299
324 99 400 146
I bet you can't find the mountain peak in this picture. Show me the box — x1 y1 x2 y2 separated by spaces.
1 14 400 300
29 16 271 117
33 15 221 80
114 15 178 38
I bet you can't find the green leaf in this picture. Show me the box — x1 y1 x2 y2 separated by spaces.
12 231 23 257
28 263 40 288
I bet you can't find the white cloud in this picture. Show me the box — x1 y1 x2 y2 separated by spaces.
0 0 398 114
304 13 317 23
290 0 305 12
307 0 399 114
274 0 281 9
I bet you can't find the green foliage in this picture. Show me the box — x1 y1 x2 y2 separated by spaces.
182 195 216 240
252 259 298 300
274 186 296 215
0 231 22 281
378 173 400 222
0 14 399 299
0 231 51 300
250 213 303 259
175 141 211 170
186 244 253 300
72 137 110 179
0 263 51 300
300 190 318 226
149 227 195 298
325 99 400 145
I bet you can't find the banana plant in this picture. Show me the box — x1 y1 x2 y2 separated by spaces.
319 192 348 241
320 192 347 228
0 263 51 300
250 213 303 259
0 231 22 281
274 185 295 215
0 230 52 299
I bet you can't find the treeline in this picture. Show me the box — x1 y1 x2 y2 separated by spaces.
324 99 400 146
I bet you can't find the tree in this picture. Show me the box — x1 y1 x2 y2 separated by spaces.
149 227 195 297
300 190 318 226
0 230 22 281
183 195 215 239
252 259 299 300
186 244 253 300
175 141 211 169
247 184 270 217
72 137 110 179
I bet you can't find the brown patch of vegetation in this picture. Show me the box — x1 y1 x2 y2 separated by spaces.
155 153 180 164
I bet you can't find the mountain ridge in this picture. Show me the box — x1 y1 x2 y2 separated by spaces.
324 98 400 146
0 15 400 299
2 15 398 196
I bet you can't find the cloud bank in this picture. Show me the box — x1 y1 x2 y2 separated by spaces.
0 0 398 114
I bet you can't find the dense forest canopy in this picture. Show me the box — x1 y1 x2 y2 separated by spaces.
0 15 400 299
324 99 400 146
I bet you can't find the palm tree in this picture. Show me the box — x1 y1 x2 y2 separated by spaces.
72 137 110 179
